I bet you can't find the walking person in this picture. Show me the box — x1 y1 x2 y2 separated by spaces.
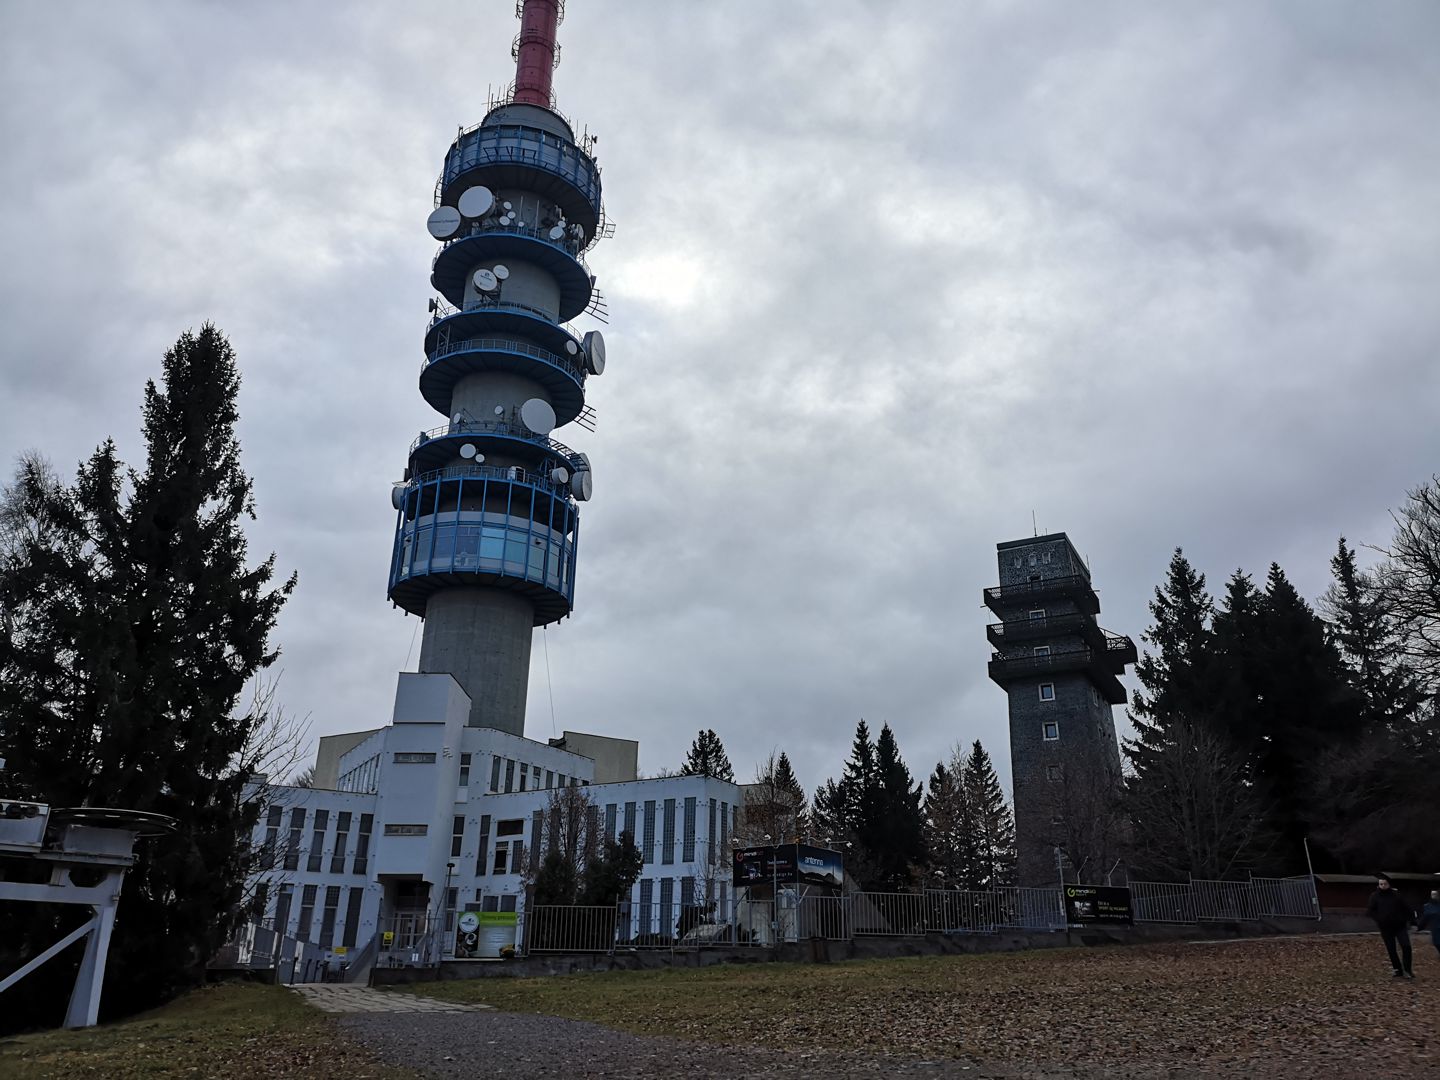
1419 889 1440 961
1365 873 1416 979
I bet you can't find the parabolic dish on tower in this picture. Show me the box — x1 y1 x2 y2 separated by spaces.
472 268 499 293
570 470 593 501
457 185 495 219
582 330 606 375
492 264 510 280
426 205 463 240
519 398 557 435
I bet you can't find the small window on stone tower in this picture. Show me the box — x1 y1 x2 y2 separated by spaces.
1039 683 1056 702
1029 608 1046 620
1042 551 1052 564
1042 721 1060 741
1034 646 1051 658
1029 554 1038 567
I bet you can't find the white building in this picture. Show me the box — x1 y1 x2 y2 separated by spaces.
244 672 743 973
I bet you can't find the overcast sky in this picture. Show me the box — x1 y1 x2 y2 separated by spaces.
2 2 1437 796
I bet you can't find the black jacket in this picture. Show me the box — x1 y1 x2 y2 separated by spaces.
1366 888 1415 930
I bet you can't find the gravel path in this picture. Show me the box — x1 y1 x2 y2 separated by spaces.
335 1008 1241 1079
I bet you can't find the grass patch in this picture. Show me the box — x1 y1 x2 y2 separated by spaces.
406 936 1437 1072
0 982 414 1080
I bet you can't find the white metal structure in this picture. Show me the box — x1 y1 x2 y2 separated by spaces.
0 803 174 1028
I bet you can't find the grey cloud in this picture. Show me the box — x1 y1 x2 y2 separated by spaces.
3 1 1436 796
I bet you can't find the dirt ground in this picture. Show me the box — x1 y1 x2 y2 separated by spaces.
404 933 1439 1077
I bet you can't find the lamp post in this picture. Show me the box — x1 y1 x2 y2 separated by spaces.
763 833 779 945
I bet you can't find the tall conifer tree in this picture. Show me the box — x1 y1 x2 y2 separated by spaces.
0 325 294 1025
961 741 1016 889
680 728 734 780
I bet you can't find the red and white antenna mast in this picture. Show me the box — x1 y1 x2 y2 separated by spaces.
512 0 563 107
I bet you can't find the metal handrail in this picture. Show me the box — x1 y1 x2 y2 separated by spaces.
433 218 590 272
401 463 571 500
987 613 1093 639
984 575 1093 602
439 121 600 199
428 296 577 335
409 418 578 461
423 335 584 384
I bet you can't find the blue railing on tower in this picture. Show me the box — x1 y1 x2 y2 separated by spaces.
427 295 580 338
400 463 573 502
432 218 591 273
422 336 585 385
438 123 602 216
409 418 580 461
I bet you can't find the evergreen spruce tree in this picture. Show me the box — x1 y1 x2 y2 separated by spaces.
1212 564 1364 862
961 741 1016 889
1323 537 1423 731
922 753 979 889
861 724 926 891
0 325 294 1025
742 750 807 843
679 728 734 781
1124 548 1215 779
809 777 847 845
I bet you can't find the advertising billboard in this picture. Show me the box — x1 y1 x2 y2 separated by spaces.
1063 885 1134 925
732 844 843 889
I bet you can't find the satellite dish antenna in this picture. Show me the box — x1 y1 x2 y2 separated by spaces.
492 264 510 280
519 398 557 435
550 466 570 485
472 268 498 293
548 224 566 241
570 452 591 472
457 186 494 219
427 298 438 313
582 330 606 375
564 339 579 356
459 443 477 460
451 412 465 425
570 471 593 501
427 205 463 239
503 201 513 210
390 485 405 509
493 405 505 416
473 453 485 464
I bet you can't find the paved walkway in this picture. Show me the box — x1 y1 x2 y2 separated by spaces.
293 984 493 1014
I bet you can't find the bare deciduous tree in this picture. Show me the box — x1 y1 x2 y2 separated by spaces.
1123 719 1275 881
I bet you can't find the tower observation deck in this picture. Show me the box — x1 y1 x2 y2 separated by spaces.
388 0 608 734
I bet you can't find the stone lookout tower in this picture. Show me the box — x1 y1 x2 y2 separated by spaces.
388 0 609 734
984 533 1136 886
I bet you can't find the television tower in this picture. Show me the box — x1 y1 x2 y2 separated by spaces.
388 0 607 734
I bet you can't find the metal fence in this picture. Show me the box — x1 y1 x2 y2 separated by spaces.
385 875 1324 961
1131 876 1318 923
844 888 1067 936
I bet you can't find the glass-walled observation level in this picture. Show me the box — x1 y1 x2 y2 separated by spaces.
387 465 579 626
430 223 593 323
439 119 603 245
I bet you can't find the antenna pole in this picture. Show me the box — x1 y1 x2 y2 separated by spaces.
1032 510 1038 537
513 0 562 107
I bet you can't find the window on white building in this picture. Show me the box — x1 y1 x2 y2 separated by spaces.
393 752 436 764
459 753 471 788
